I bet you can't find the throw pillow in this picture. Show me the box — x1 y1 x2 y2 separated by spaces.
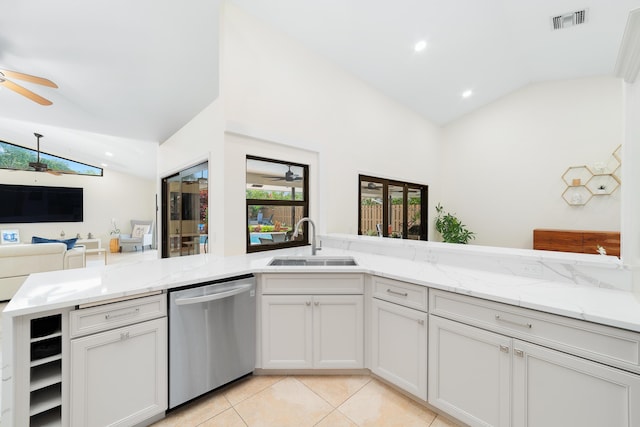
32 236 78 250
131 224 150 238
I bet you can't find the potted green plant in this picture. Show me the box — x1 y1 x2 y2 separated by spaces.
434 203 475 244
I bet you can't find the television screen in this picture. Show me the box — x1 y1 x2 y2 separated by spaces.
0 184 83 223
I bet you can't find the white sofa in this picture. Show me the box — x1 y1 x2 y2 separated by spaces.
0 243 85 301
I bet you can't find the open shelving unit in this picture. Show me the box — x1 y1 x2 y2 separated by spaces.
29 314 63 427
561 145 621 206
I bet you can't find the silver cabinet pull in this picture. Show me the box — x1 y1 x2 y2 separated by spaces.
387 288 408 297
499 345 510 354
305 301 311 306
120 331 130 340
417 319 425 325
495 315 532 329
314 301 319 306
105 307 140 320
514 349 524 358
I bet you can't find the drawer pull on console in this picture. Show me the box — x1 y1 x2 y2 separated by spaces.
495 314 532 329
499 345 510 353
387 288 408 297
105 308 140 320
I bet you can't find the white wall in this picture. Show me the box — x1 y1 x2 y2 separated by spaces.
441 77 623 249
622 80 640 295
222 3 442 243
0 168 155 247
158 98 225 255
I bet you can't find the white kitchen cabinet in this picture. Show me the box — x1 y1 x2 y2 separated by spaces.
70 317 167 427
313 295 364 369
512 340 640 427
69 295 167 427
371 298 428 400
429 315 640 427
261 294 363 369
262 295 313 368
429 315 511 427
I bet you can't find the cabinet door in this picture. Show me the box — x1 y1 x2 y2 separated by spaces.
262 295 313 369
371 298 427 400
313 295 364 369
70 317 167 427
512 340 640 427
429 315 511 427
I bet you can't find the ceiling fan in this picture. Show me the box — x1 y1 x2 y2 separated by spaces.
0 69 58 106
363 182 383 190
29 133 62 175
268 165 303 182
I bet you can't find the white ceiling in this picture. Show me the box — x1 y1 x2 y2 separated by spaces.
0 0 638 179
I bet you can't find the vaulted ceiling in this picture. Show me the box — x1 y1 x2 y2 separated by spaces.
0 0 638 178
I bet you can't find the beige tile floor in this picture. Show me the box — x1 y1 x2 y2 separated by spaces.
152 375 463 427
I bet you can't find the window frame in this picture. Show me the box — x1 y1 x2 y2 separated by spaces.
0 140 103 176
246 155 309 253
358 174 428 240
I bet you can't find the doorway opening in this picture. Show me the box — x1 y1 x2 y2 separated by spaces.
161 162 208 258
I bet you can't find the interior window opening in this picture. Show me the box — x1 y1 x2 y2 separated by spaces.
359 175 428 240
246 156 309 253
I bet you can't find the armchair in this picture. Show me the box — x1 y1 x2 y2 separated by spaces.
119 220 154 252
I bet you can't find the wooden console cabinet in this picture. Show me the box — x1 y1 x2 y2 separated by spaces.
533 229 620 257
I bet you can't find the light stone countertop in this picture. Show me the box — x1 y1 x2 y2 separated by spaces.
3 235 640 334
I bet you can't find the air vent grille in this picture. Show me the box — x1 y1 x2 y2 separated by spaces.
552 9 587 30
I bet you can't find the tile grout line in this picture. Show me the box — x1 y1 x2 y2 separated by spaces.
295 375 373 427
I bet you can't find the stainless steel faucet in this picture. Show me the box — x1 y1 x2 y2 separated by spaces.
293 217 321 255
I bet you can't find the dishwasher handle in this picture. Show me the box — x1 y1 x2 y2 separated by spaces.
174 283 254 306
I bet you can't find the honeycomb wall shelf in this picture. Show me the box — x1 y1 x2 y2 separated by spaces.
561 145 621 206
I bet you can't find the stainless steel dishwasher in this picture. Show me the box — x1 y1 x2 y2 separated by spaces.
168 275 256 409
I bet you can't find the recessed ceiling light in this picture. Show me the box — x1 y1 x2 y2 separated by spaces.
414 40 427 52
105 151 113 157
462 90 473 98
101 163 108 167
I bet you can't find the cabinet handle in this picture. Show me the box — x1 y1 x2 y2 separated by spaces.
495 315 532 329
514 349 524 358
305 301 311 306
105 308 140 320
314 301 319 306
417 319 424 325
386 288 408 297
499 345 510 354
120 331 130 340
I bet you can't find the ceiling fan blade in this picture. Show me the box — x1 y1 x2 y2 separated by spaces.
0 79 53 106
1 69 58 88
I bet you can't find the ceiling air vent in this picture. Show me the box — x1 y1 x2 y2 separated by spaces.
552 9 587 30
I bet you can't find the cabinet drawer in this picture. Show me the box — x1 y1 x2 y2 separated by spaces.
261 274 364 294
373 276 428 312
70 294 167 338
430 289 640 374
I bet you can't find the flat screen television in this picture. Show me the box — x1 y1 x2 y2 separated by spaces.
0 184 83 223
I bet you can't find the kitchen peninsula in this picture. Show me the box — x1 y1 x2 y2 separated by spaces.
3 234 640 426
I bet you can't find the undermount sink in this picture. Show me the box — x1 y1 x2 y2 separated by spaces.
268 256 358 266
